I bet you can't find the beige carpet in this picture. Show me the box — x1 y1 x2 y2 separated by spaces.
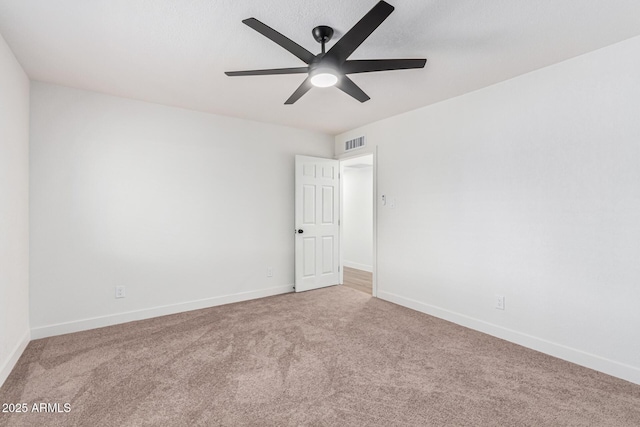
1 286 639 426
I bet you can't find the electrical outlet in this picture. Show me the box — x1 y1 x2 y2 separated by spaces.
495 295 505 310
115 286 126 299
267 267 273 277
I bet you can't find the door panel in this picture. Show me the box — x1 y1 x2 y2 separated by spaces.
295 155 340 292
322 186 334 224
322 236 334 274
303 185 316 224
303 237 316 277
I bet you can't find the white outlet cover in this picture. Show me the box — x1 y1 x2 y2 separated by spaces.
495 295 505 310
115 286 126 298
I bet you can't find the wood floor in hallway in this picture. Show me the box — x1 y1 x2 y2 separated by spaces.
343 266 372 295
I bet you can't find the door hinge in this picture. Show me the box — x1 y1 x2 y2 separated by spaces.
338 266 341 272
338 219 340 226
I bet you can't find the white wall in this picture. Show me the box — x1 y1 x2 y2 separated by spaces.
342 166 373 271
0 33 30 386
335 35 640 384
29 82 333 337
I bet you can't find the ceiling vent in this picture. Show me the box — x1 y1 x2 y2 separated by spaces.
345 136 365 152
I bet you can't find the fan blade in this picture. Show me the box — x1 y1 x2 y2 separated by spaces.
325 1 394 64
243 18 315 64
342 58 426 74
225 67 309 77
336 76 370 103
285 76 313 104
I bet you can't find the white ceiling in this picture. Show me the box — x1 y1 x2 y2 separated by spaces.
1 1 639 135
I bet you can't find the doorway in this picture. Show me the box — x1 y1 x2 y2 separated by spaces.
340 154 374 295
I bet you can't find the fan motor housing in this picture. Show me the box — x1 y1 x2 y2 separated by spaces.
312 26 334 44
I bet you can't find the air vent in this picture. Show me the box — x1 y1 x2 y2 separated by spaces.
345 136 365 152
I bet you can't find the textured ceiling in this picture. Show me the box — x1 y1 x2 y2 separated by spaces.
1 0 640 135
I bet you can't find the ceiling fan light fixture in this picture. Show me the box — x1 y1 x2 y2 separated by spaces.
310 67 339 88
225 1 427 104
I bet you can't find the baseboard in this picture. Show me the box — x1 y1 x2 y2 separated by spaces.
0 329 31 388
378 290 640 386
343 261 373 272
31 285 293 340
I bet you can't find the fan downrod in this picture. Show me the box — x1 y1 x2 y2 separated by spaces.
312 26 334 53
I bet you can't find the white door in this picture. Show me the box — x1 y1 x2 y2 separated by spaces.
295 155 340 292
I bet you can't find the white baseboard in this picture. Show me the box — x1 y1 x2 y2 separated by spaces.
31 285 293 340
343 261 373 272
378 290 640 386
0 329 31 388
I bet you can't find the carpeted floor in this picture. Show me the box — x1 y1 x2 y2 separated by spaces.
1 286 639 426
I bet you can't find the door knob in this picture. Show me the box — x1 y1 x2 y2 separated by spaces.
297 229 304 234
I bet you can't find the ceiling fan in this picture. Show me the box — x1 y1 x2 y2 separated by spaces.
225 1 427 104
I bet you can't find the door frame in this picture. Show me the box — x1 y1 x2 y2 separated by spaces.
337 149 377 297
